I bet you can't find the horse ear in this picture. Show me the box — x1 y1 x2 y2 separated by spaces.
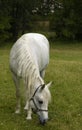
40 84 45 91
47 81 52 88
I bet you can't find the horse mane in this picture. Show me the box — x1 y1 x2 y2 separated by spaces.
15 39 44 90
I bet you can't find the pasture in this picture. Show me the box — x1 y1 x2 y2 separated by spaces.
0 42 82 130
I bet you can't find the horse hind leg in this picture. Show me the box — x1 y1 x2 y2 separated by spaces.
12 73 21 114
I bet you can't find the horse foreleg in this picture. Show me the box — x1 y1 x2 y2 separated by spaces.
23 79 29 110
12 73 21 114
24 77 32 119
26 104 32 120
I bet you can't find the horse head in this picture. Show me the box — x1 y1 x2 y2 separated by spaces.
30 82 52 125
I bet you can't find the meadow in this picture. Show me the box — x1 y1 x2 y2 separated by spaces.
0 42 82 130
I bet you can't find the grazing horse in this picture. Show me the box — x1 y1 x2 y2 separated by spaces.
9 33 52 125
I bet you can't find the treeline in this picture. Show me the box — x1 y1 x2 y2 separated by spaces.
50 0 82 40
0 0 41 42
0 0 82 42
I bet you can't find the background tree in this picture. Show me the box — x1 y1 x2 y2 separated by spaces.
0 0 11 42
0 0 42 42
10 0 42 41
0 0 82 42
50 0 82 40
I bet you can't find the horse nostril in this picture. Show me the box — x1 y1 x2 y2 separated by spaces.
40 119 47 125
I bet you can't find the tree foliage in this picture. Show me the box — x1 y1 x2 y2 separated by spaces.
0 0 82 42
0 0 42 41
0 0 11 41
50 0 82 40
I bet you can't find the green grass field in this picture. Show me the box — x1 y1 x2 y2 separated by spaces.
0 42 82 130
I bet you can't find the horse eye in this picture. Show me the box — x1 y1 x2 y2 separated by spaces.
38 100 43 104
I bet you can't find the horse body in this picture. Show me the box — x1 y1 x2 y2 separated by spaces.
10 33 49 77
10 33 51 125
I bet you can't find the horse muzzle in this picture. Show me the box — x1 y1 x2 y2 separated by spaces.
39 118 48 125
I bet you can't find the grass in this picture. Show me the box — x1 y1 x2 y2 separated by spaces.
0 42 82 130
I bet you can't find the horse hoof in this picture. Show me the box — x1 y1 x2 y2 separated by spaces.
15 109 20 114
24 106 28 110
26 116 32 120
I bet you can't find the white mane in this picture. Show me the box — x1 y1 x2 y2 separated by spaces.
15 39 44 90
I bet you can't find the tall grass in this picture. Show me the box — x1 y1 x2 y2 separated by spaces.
0 42 82 130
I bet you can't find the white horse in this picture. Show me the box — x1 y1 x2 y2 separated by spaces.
9 33 52 125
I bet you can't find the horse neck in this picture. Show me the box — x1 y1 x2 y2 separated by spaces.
27 75 44 98
26 65 44 94
22 47 44 92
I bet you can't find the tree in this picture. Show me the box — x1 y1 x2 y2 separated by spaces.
0 0 43 42
0 0 11 42
10 0 37 40
50 0 82 40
